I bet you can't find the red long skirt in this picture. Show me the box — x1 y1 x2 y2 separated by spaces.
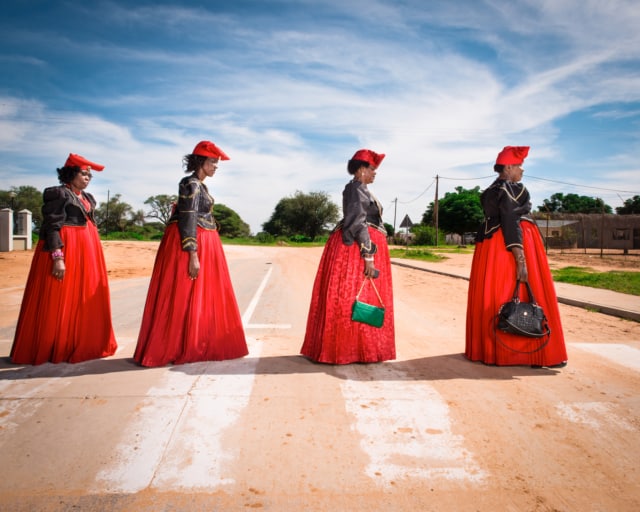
11 225 117 365
301 228 395 364
134 224 248 367
465 222 568 366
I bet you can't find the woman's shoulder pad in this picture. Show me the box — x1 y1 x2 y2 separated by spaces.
43 185 65 199
179 174 200 185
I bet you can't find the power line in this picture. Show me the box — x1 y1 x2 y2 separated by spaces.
394 173 639 209
524 175 639 195
435 173 640 195
397 179 435 204
437 175 495 181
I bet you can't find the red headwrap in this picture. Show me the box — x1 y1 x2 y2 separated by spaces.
350 149 385 168
495 146 529 166
64 153 105 171
192 140 230 160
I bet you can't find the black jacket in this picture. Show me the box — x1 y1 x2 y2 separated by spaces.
476 179 532 250
340 180 385 255
168 174 217 251
39 185 97 251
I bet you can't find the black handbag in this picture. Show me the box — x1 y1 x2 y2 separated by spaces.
351 278 385 328
496 280 551 342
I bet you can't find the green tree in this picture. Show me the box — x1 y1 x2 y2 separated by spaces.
144 194 177 225
131 209 146 227
616 195 640 214
262 190 339 240
422 186 483 237
538 193 612 214
411 224 441 245
213 203 251 238
0 186 44 230
95 193 134 233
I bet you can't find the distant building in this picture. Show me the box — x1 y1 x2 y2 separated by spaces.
534 213 640 251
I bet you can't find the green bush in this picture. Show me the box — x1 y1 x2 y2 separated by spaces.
289 234 312 243
411 225 441 246
103 231 145 241
255 232 275 244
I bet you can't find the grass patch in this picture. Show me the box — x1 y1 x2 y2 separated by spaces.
389 247 447 262
551 266 640 296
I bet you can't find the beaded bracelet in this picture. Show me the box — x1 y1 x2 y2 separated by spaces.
364 257 374 262
51 249 64 260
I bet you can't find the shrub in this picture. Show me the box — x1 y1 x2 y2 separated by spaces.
255 232 275 244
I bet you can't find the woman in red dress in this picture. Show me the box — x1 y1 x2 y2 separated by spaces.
11 154 117 365
465 146 567 367
301 149 395 364
134 141 248 367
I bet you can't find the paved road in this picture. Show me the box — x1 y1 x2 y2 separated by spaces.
1 246 639 511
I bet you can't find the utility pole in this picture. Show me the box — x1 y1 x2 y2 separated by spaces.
599 198 605 258
543 202 550 254
434 174 439 247
392 197 397 236
105 189 110 236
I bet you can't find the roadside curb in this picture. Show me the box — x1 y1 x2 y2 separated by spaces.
553 298 640 323
391 259 640 323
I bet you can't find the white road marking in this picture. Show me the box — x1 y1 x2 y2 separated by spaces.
91 265 287 491
94 338 263 492
336 365 486 486
556 402 636 432
0 371 72 435
571 343 640 371
242 265 291 329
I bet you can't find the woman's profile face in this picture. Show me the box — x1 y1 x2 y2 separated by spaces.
199 157 219 179
505 164 524 182
359 164 377 185
70 169 92 191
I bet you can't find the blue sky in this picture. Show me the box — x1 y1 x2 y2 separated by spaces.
1 0 639 233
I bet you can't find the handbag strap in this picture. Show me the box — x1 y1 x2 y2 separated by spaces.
493 321 551 353
512 280 538 305
356 277 385 307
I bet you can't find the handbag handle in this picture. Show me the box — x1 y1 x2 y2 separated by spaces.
356 277 384 307
512 280 538 305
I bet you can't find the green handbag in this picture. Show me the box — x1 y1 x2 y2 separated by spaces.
351 277 385 328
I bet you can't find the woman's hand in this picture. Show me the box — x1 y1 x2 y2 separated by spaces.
52 258 65 281
512 248 528 283
363 258 377 278
188 251 200 280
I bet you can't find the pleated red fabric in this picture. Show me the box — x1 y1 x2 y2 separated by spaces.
301 227 395 364
465 222 568 366
11 225 117 365
134 224 248 367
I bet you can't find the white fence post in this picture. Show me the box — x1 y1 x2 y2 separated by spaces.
0 208 14 252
